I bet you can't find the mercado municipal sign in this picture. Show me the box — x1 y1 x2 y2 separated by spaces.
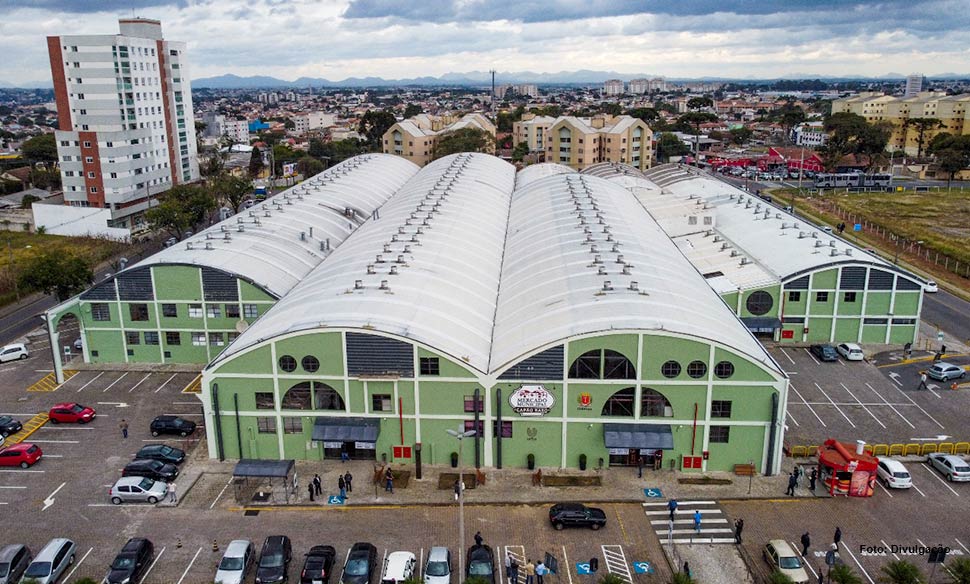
509 385 555 417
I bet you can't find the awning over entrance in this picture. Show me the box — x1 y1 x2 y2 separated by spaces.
603 423 674 450
233 459 295 478
311 417 380 443
741 316 782 333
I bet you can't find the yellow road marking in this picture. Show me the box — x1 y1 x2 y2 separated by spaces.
26 370 77 392
181 375 202 394
612 504 630 542
5 413 50 444
229 504 409 512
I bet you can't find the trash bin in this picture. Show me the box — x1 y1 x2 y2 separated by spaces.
579 454 587 471
527 453 535 470
450 452 458 468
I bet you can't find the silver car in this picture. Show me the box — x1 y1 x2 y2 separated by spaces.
23 538 76 584
0 544 32 584
928 453 970 482
110 476 168 504
215 540 255 584
926 362 966 382
424 547 452 584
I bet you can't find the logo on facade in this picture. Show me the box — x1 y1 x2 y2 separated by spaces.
578 392 592 410
526 427 538 441
509 385 555 417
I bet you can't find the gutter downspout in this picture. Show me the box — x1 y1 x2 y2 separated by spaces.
234 393 243 459
766 393 779 476
212 383 225 461
474 387 481 469
496 388 502 469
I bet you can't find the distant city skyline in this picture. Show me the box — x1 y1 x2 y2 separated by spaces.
1 0 967 87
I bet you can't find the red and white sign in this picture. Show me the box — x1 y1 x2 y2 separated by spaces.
509 385 555 417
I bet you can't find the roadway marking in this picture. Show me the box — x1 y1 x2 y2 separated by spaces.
177 546 204 584
62 546 93 582
911 483 927 497
791 542 819 580
888 383 945 429
76 371 105 393
789 383 826 427
875 482 893 498
919 464 960 496
840 539 875 584
128 373 153 393
154 373 179 393
601 545 633 584
504 545 526 584
956 538 970 554
786 410 801 427
865 382 915 429
0 486 27 489
880 539 900 561
561 545 573 584
780 349 796 365
102 372 130 392
209 477 233 510
142 546 166 582
29 439 81 444
803 348 821 366
840 382 885 429
815 382 854 428
0 469 44 473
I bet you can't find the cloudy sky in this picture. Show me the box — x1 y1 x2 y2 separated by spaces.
1 0 968 86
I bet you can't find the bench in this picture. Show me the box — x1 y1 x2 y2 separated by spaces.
734 464 756 476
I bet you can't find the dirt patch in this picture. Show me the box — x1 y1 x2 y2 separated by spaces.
678 476 733 485
437 472 480 490
541 475 603 487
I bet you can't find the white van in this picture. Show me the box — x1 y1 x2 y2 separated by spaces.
0 343 28 363
381 552 416 584
876 458 912 489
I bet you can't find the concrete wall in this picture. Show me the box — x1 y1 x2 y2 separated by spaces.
32 203 130 240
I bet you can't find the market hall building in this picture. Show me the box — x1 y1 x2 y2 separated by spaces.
197 153 790 475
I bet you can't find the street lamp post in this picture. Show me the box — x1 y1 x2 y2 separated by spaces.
447 427 476 578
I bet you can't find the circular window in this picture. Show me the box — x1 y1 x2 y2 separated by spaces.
278 355 297 373
714 361 735 379
301 356 320 373
687 360 708 379
745 290 774 316
661 360 681 378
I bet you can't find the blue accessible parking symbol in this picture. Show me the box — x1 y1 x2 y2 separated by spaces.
633 562 654 575
576 563 593 575
327 495 345 505
643 488 663 498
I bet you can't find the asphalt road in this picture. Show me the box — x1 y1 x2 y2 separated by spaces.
921 291 970 346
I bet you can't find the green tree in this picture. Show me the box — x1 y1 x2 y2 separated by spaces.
211 174 252 212
819 112 872 171
935 149 967 187
830 564 864 584
773 103 807 143
403 103 423 118
311 138 368 165
729 127 753 145
903 118 944 158
496 106 525 133
626 107 660 124
687 96 714 110
358 109 398 149
308 138 329 159
20 194 40 208
296 156 326 177
878 560 925 584
512 141 530 162
768 571 795 584
20 133 58 171
945 556 970 584
671 573 693 584
598 575 626 584
272 144 298 175
856 121 893 171
657 132 690 162
431 127 493 160
678 112 719 161
145 185 215 238
283 118 296 130
248 146 264 178
17 252 93 301
464 577 491 584
599 102 622 116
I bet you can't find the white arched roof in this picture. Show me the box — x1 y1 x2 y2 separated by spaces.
137 154 419 297
213 153 516 371
515 163 576 188
490 172 776 373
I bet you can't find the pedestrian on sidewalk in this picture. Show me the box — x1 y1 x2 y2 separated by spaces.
474 531 483 546
168 481 177 503
667 498 678 521
313 473 322 496
505 553 513 579
536 560 546 584
734 518 744 543
341 449 349 462
918 372 929 390
119 419 128 439
809 468 818 491
786 472 797 496
307 481 315 502
384 468 394 493
510 559 519 583
801 532 811 556
637 456 644 479
454 479 462 501
793 465 802 486
833 526 842 547
683 561 691 578
524 560 535 584
344 471 353 493
693 509 702 534
338 475 347 499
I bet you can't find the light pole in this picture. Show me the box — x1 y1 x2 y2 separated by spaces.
447 427 476 578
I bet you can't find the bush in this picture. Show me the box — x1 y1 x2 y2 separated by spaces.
769 571 795 584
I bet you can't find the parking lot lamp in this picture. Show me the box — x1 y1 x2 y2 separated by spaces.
447 427 476 576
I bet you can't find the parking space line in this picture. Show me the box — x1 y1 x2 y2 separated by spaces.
141 546 165 583
786 410 800 427
504 545 526 584
788 383 826 427
875 482 893 497
154 373 179 393
0 486 27 489
76 371 105 393
864 383 915 429
29 439 80 444
780 349 796 365
0 469 44 473
840 540 875 584
102 372 130 392
919 464 960 496
815 383 855 428
561 545 572 584
880 539 900 561
419 548 424 582
911 483 927 497
177 546 203 584
128 373 152 393
63 546 93 582
887 384 945 429
600 545 633 584
790 542 819 580
209 477 233 510
803 348 821 366
955 538 969 554
840 383 885 429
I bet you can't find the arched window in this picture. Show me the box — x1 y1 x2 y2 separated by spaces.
641 388 673 417
601 387 635 417
281 382 312 410
569 349 636 379
280 382 345 411
313 383 345 411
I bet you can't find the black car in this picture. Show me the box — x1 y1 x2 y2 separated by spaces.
340 542 377 584
0 415 22 437
135 444 186 465
810 344 839 362
104 537 154 584
301 545 336 584
122 459 178 482
150 415 197 437
256 535 292 584
549 503 607 530
466 545 494 584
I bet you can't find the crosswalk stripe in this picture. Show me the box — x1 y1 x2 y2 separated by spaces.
643 500 717 506
647 500 737 545
650 518 729 526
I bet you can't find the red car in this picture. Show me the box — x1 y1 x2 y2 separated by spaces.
0 443 43 468
48 402 96 424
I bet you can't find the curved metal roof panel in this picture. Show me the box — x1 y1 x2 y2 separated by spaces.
136 154 419 297
515 163 576 188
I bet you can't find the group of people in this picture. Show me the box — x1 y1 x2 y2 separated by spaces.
306 471 353 502
786 465 819 496
504 552 549 584
800 526 843 557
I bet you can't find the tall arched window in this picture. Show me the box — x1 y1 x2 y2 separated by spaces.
281 382 312 409
601 387 636 417
313 382 345 411
569 349 636 379
281 382 345 411
641 388 673 418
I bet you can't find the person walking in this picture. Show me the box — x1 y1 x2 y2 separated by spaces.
384 468 394 493
119 419 129 439
307 481 315 502
801 532 811 557
809 468 818 491
313 474 322 496
683 561 691 578
510 559 519 584
918 372 929 390
734 518 744 543
834 526 842 547
793 465 802 486
454 479 462 501
168 481 177 503
338 475 347 499
637 456 644 479
344 471 353 493
536 561 546 584
524 560 535 584
693 509 702 534
786 472 797 496
667 498 678 521
505 553 513 580
474 531 483 547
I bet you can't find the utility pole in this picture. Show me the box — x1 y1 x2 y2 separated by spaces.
490 69 496 116
447 427 476 577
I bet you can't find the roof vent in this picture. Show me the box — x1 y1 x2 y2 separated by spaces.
354 280 363 290
396 255 405 264
815 240 823 248
829 240 836 247
206 233 213 240
585 234 594 243
383 244 392 253
391 235 399 242
590 245 599 253
763 211 771 219
629 281 639 290
602 280 613 290
221 225 228 232
616 255 625 264
344 207 353 217
705 230 714 237
379 280 389 290
798 231 805 239
606 234 614 242
740 257 750 265
793 223 800 229
300 232 306 241
593 254 602 264
597 265 607 275
397 227 406 234
389 265 399 275
367 265 376 274
775 213 781 219
714 235 722 242
611 243 620 252
205 242 214 250
403 245 411 253
237 225 245 233
405 218 412 226
410 235 419 243
416 227 424 235
264 210 271 217
845 248 853 256
622 265 632 275
286 199 293 205
812 232 819 239
185 242 193 250
781 222 789 230
376 254 384 263
731 250 739 257
830 248 839 257
721 243 730 251
223 233 231 241
745 201 752 209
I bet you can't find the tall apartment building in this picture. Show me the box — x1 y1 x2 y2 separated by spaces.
648 78 667 92
292 111 335 134
545 115 653 171
512 114 556 152
382 113 496 166
628 79 649 94
904 74 924 97
47 18 198 228
603 79 625 96
202 112 250 144
514 84 539 98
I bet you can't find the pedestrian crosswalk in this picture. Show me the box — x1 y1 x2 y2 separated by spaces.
601 545 633 584
643 500 736 544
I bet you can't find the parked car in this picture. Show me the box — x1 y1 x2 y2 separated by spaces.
23 538 76 584
0 415 22 437
122 459 178 482
215 540 255 584
926 362 966 382
135 444 186 465
103 537 154 584
380 552 416 584
876 458 912 489
110 476 168 504
150 415 197 437
0 443 42 468
73 338 83 351
301 545 336 584
256 536 292 584
48 402 96 424
763 540 808 584
836 343 865 361
423 547 452 584
549 503 607 530
0 343 28 363
340 543 378 584
809 344 838 362
0 543 32 584
927 453 970 482
465 546 494 584
923 280 938 293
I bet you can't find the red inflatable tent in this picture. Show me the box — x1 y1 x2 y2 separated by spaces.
817 439 878 497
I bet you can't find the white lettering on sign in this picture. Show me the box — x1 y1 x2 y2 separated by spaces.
322 442 343 449
509 384 555 416
354 442 376 449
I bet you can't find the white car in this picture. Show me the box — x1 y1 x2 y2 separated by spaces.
214 540 255 584
836 343 865 361
381 551 416 584
0 343 28 363
876 458 912 489
927 453 970 482
763 540 808 584
424 547 452 584
923 280 938 293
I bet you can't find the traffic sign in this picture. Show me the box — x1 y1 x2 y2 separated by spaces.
633 562 654 574
544 553 558 575
643 488 664 498
327 495 345 505
576 563 592 575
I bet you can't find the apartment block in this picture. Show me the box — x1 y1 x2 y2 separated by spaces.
545 115 653 171
603 79 625 96
512 114 556 152
202 112 250 144
382 113 496 167
628 78 649 94
48 18 199 228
